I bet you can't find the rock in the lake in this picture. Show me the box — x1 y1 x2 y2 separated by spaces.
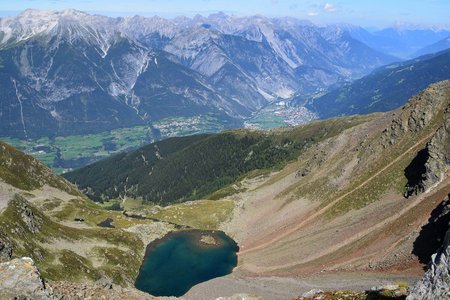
0 257 52 299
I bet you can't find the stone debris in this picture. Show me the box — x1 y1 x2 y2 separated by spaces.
48 280 186 300
215 294 264 300
296 285 409 300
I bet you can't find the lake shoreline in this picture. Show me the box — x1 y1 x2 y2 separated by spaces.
135 229 239 297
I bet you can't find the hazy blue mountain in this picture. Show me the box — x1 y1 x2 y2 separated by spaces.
305 49 450 118
338 25 450 58
414 36 450 57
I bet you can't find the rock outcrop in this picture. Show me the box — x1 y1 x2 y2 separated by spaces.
420 106 450 192
18 196 43 234
408 198 450 300
382 80 450 147
405 103 450 197
0 238 13 261
0 257 52 300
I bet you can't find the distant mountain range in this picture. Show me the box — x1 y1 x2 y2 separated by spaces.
0 9 398 139
305 49 450 118
1 9 449 140
414 36 450 57
343 25 450 58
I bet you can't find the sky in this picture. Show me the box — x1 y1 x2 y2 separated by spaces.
0 0 449 28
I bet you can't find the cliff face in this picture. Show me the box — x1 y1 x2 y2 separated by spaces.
405 102 450 197
421 106 450 192
408 197 450 300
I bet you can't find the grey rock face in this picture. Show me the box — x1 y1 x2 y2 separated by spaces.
404 100 450 197
407 229 450 300
17 197 42 234
420 106 450 192
0 257 52 300
382 81 450 146
0 239 13 261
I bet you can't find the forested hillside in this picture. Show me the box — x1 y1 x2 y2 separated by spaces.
64 115 373 204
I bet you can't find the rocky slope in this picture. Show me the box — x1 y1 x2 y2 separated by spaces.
184 81 450 299
405 100 450 196
0 9 397 139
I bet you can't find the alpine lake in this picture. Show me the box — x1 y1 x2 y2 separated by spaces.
135 229 239 297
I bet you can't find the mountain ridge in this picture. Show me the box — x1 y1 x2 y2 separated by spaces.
0 9 397 139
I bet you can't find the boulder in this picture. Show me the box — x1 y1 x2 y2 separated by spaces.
0 257 52 299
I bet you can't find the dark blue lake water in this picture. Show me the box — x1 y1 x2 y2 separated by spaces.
135 230 238 297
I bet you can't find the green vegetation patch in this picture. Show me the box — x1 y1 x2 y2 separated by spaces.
0 141 79 195
2 116 228 174
52 198 151 229
0 195 144 284
1 125 153 173
149 200 235 230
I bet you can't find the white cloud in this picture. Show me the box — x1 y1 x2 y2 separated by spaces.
323 3 336 12
307 11 319 16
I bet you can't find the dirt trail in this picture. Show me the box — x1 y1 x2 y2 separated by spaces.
239 130 436 256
